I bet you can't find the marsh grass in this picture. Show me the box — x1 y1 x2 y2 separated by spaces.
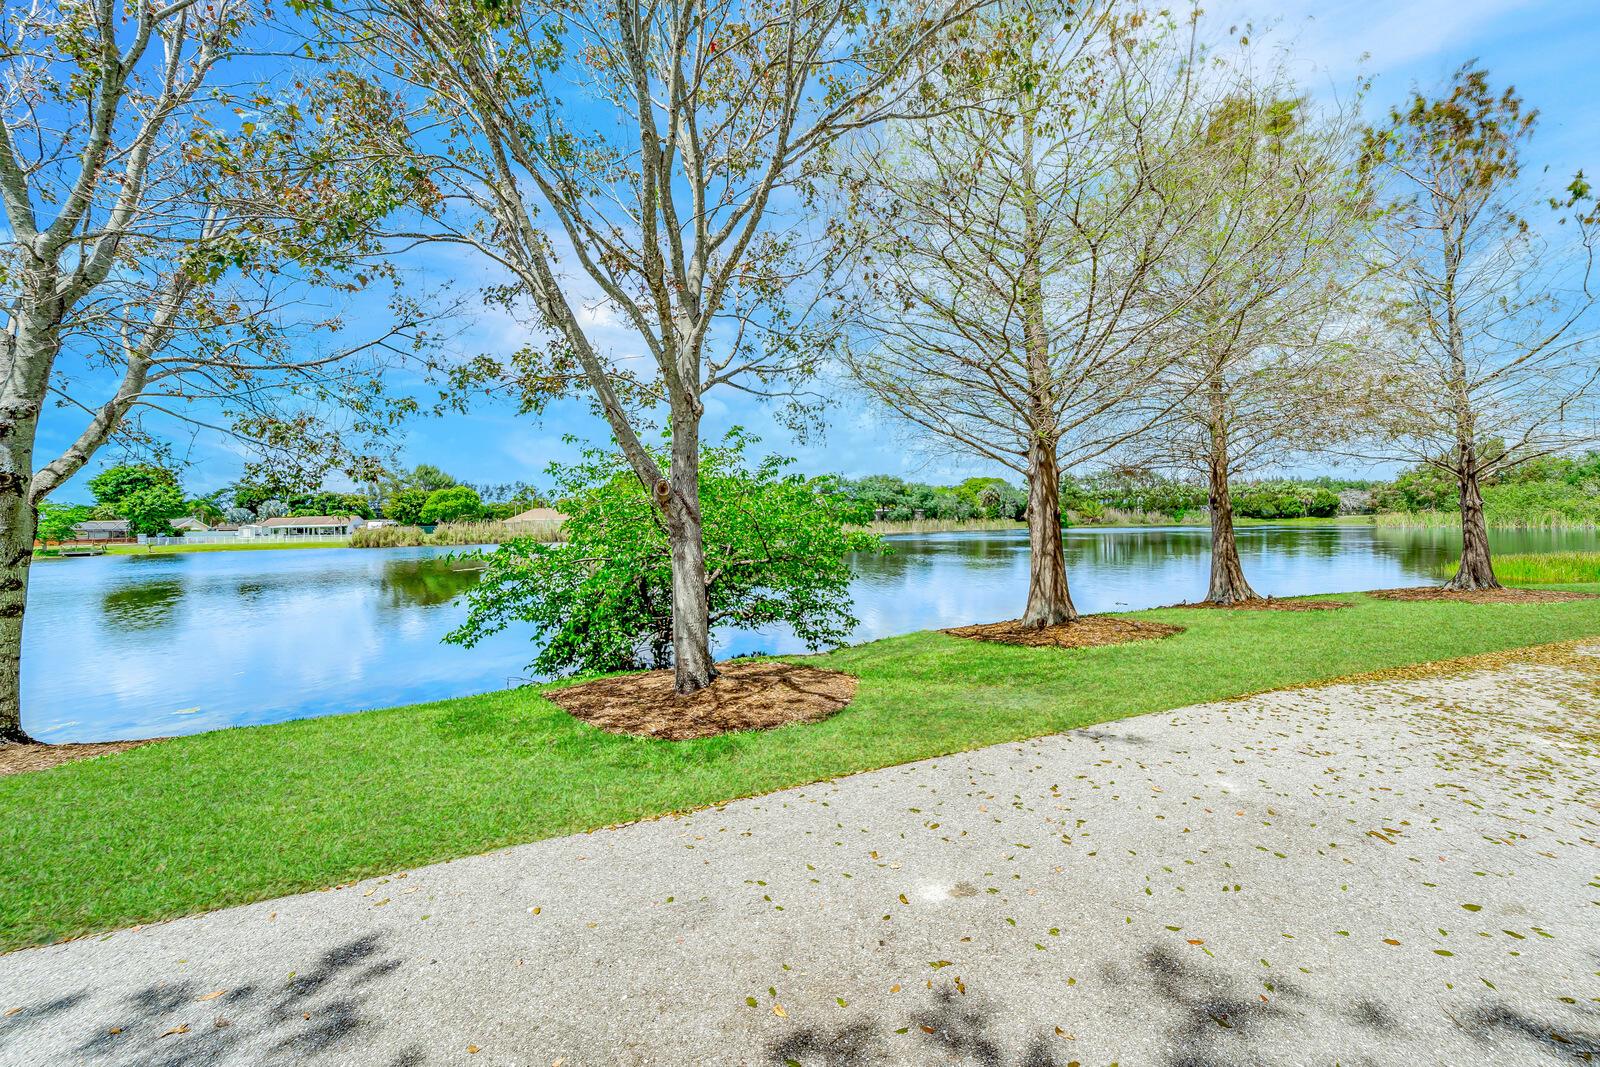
855 517 1025 535
349 519 565 548
1434 551 1600 584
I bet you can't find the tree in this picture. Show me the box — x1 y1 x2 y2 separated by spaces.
472 481 549 516
419 486 485 525
1363 65 1600 590
319 0 979 693
88 464 178 510
0 2 429 741
119 484 188 536
384 488 430 526
448 434 875 676
34 503 91 545
405 464 456 494
1134 74 1371 603
289 491 375 519
88 464 188 535
953 477 1027 519
186 496 225 525
840 4 1226 627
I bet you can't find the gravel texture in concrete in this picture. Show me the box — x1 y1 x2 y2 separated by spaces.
2 646 1598 1066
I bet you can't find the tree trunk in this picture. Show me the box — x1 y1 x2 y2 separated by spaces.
1445 466 1499 591
1020 435 1076 628
0 478 35 743
1440 239 1497 592
1203 390 1257 605
663 414 717 694
1205 474 1257 605
1015 107 1074 630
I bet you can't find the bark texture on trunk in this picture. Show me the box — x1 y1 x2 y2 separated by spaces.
1206 473 1258 605
1444 467 1499 591
1014 109 1074 630
1020 435 1076 628
663 414 717 694
1203 392 1257 605
0 482 35 743
1440 254 1498 592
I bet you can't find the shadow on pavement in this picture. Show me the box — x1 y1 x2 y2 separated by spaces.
765 941 1600 1067
0 933 419 1067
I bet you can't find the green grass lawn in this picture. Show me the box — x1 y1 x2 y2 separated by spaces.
5 589 1600 951
104 539 352 555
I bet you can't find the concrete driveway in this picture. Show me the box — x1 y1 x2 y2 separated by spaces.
2 645 1597 1066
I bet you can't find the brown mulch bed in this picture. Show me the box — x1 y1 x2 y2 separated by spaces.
1172 597 1351 612
943 615 1184 649
1366 586 1598 604
547 660 857 741
0 739 159 777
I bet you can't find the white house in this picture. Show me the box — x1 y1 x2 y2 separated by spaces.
240 515 368 538
71 518 131 540
171 516 211 533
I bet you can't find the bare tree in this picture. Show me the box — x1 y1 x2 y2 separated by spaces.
1133 72 1372 604
0 2 427 741
838 2 1228 627
1363 64 1600 590
317 0 982 692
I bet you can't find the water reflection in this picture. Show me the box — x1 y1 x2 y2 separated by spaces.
379 559 484 609
99 581 185 631
22 525 1598 741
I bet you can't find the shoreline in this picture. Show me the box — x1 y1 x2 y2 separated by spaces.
38 511 1595 559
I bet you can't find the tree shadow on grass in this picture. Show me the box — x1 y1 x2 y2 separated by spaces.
0 933 420 1067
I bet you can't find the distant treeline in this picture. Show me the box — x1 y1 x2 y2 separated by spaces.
1371 451 1600 526
825 471 1362 525
826 452 1600 527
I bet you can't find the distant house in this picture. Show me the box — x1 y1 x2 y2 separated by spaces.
506 507 568 525
171 516 211 533
242 515 367 538
72 519 130 540
365 518 400 529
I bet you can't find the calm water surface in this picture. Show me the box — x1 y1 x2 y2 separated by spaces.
24 524 1597 741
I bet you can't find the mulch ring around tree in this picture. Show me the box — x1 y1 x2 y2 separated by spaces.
547 660 858 741
0 739 160 777
943 615 1184 649
1366 586 1598 604
1171 597 1351 612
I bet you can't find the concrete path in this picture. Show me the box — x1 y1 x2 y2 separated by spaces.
3 646 1599 1067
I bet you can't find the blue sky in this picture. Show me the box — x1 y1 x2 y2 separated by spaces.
42 0 1598 499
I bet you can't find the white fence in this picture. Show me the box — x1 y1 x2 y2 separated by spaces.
138 532 352 546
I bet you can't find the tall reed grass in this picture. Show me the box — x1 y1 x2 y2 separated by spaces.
1376 510 1598 529
1434 551 1600 584
853 517 1026 535
350 519 565 548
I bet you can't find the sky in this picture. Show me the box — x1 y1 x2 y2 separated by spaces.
37 0 1600 500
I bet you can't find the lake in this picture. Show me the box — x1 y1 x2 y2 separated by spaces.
23 523 1597 741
